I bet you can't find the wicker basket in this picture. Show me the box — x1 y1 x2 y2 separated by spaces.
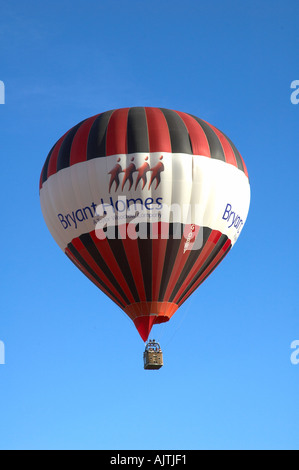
143 340 163 370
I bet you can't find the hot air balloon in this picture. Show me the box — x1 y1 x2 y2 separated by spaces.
39 107 250 365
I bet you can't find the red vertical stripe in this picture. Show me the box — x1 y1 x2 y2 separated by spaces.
175 111 211 157
106 108 129 156
145 107 172 153
70 114 100 166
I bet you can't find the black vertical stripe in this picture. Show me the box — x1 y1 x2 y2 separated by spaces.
56 121 86 171
67 243 126 307
79 233 130 305
190 115 226 162
137 224 152 301
87 110 114 159
160 109 192 154
158 235 182 301
127 107 149 154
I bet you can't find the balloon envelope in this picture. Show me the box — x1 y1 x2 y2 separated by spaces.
40 107 250 341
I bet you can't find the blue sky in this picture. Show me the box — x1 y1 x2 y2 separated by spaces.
0 0 298 450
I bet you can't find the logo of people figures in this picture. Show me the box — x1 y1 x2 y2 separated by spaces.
108 156 164 193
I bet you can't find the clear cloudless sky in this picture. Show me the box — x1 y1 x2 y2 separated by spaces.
0 0 298 450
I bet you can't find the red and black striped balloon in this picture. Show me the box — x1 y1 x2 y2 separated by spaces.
40 107 250 341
